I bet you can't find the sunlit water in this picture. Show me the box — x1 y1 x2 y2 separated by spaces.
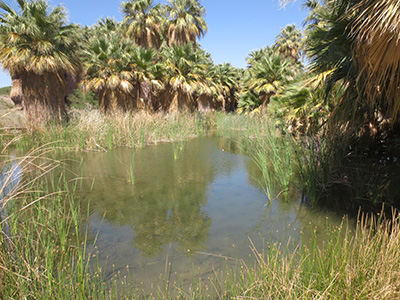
68 136 346 294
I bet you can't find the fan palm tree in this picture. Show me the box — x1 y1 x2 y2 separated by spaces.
160 43 208 111
304 0 362 129
81 34 137 113
246 47 273 67
0 0 80 125
93 17 120 38
165 0 207 46
238 90 260 114
350 0 400 125
304 0 400 132
121 0 164 49
243 50 296 111
271 76 338 134
206 63 240 112
196 62 214 113
130 46 163 111
274 24 303 63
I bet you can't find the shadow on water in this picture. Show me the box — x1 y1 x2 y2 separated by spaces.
66 136 349 293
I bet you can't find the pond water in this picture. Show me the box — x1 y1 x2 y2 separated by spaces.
0 158 22 203
70 136 346 294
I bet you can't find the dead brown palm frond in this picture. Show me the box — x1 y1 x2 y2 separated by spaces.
279 0 294 8
351 0 400 123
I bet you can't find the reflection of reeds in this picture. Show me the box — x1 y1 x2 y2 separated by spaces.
129 152 135 186
172 141 186 160
213 113 295 201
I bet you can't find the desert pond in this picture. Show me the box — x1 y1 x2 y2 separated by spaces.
68 136 346 293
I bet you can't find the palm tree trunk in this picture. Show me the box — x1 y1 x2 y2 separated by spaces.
99 89 137 114
64 70 82 106
198 94 213 112
21 71 68 125
139 81 155 112
10 74 23 109
260 92 271 113
169 91 180 112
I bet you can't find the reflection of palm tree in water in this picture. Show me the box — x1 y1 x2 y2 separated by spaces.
131 191 211 256
79 139 217 256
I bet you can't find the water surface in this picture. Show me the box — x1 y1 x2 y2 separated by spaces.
72 136 345 292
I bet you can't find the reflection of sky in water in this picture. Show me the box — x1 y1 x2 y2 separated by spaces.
72 137 347 293
0 159 22 203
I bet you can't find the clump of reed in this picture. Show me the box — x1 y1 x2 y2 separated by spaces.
0 143 112 299
214 113 296 201
226 210 400 299
15 110 208 151
247 125 295 201
292 129 400 211
213 112 272 137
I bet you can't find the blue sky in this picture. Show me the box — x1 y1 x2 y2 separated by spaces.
0 0 308 87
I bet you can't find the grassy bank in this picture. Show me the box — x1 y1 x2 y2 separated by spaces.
3 110 210 152
0 146 106 298
225 211 400 299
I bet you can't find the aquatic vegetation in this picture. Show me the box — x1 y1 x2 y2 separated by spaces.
1 115 400 299
12 110 208 151
247 125 295 201
226 211 400 299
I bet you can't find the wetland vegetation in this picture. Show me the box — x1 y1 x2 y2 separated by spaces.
1 0 400 299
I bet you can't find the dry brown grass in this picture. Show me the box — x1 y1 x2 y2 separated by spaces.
15 109 208 151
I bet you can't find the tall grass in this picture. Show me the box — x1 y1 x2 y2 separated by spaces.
213 112 272 137
214 113 295 201
15 110 208 152
292 136 331 205
292 130 400 211
225 210 400 299
248 126 295 201
0 141 141 299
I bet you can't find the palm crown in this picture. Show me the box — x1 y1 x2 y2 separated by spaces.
165 0 207 46
0 0 79 76
121 0 163 49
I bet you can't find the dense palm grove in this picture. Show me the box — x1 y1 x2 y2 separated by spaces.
0 0 306 122
0 0 400 210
